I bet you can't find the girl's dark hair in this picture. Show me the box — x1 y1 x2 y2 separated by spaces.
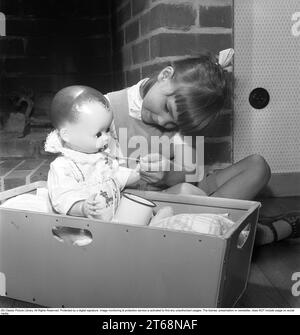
50 85 109 129
143 51 228 135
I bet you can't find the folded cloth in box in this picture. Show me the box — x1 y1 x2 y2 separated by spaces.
150 213 235 236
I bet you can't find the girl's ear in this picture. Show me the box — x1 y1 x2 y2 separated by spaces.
157 66 174 82
59 127 69 143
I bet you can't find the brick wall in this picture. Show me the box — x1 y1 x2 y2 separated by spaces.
111 0 233 169
0 0 234 190
0 158 51 191
0 0 113 125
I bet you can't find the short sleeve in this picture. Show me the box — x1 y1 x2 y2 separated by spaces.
113 166 133 190
47 159 88 215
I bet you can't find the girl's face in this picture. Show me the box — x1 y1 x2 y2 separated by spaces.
60 101 113 154
141 67 178 130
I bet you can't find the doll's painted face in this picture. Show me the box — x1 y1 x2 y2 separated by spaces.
59 100 113 154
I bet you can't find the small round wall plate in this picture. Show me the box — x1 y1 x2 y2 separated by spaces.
249 87 270 109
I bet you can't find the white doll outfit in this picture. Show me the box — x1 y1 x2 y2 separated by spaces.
45 129 133 220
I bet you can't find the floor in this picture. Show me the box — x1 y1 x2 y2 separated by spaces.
237 196 300 308
0 192 299 308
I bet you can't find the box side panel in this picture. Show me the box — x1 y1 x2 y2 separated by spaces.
129 190 260 211
219 207 259 307
0 209 225 308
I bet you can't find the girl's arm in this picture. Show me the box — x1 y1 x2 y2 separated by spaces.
162 162 187 186
139 152 198 187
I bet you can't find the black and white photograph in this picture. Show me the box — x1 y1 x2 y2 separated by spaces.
0 0 299 317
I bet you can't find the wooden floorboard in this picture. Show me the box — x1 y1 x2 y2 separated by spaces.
238 196 300 308
236 263 290 308
257 196 300 217
238 240 300 308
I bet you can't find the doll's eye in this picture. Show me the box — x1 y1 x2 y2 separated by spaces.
96 131 102 138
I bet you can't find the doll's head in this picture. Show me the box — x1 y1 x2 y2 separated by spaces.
50 86 113 154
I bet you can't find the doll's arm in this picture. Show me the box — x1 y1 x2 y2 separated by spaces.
47 161 88 215
68 194 106 218
125 169 140 186
114 166 140 188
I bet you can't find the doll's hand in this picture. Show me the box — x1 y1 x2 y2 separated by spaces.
139 153 170 185
82 194 106 218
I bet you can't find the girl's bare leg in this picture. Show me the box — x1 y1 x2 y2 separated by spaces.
197 154 299 245
163 157 299 245
206 154 271 200
164 182 208 196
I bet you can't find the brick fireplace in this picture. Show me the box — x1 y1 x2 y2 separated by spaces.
0 0 233 191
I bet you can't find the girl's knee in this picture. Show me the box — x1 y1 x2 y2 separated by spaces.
164 183 193 194
248 154 271 181
178 182 206 195
177 182 193 194
164 182 207 196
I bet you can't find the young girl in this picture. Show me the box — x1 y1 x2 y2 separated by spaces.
104 49 300 245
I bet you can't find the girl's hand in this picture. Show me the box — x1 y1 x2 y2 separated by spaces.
139 153 170 185
82 194 106 218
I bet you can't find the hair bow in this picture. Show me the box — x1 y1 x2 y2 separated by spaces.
217 48 234 70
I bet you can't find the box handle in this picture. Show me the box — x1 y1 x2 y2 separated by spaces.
52 226 93 247
236 223 250 249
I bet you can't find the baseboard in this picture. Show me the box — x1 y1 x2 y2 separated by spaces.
259 172 300 197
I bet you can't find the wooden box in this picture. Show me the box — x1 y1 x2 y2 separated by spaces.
0 181 260 308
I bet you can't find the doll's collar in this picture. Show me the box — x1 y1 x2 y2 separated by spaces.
44 130 110 164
